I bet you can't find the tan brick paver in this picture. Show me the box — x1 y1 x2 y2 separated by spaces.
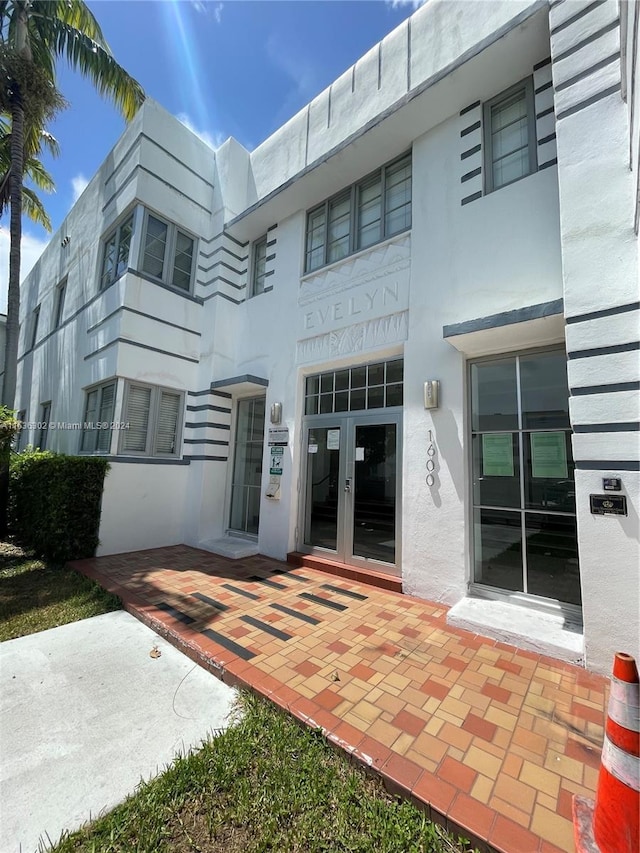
72 545 608 853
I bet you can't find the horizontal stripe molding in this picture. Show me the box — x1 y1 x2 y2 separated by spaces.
183 438 229 446
566 302 640 324
573 422 640 433
552 18 620 64
459 100 481 116
571 381 640 395
461 191 482 206
461 143 482 160
185 421 231 430
575 460 640 471
568 341 639 359
187 403 232 414
460 120 481 137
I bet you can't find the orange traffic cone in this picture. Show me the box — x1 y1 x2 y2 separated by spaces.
573 652 640 853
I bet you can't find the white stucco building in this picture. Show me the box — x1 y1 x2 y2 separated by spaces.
14 0 639 674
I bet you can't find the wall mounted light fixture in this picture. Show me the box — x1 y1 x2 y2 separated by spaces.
270 402 282 424
424 380 440 409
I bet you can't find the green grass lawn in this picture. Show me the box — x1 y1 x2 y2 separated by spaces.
52 691 477 853
0 542 120 641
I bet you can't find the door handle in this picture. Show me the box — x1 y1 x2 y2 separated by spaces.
344 478 352 493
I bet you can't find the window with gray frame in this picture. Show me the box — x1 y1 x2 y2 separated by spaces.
38 401 51 450
229 397 265 535
305 153 412 273
81 381 117 453
141 211 195 293
483 78 537 193
120 381 183 457
54 279 66 329
251 236 267 296
30 305 40 349
100 213 134 291
304 358 403 415
470 349 580 607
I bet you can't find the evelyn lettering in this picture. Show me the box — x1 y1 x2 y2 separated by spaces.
303 283 400 330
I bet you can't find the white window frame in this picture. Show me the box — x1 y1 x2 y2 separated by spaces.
304 152 412 274
250 235 268 297
80 380 118 455
139 209 197 295
54 278 67 329
483 77 537 194
100 211 135 292
118 381 185 458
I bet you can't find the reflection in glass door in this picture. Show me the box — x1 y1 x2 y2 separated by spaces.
470 350 580 608
304 426 341 551
353 423 397 563
302 414 401 574
229 397 265 535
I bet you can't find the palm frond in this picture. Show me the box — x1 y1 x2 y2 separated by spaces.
31 1 110 49
24 154 54 191
21 184 51 230
46 18 144 120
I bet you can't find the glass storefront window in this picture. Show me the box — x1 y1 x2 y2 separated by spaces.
470 359 518 432
473 508 524 592
520 351 570 430
470 350 580 606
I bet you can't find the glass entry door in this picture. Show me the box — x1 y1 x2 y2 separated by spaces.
302 413 401 575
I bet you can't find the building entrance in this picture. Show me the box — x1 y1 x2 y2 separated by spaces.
299 358 403 575
301 413 401 575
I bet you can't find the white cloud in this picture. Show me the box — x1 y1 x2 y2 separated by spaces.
71 174 89 204
0 228 50 313
176 113 225 150
388 0 428 7
191 1 223 22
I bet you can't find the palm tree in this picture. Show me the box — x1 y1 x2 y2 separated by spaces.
0 118 60 231
0 1 144 535
0 0 145 409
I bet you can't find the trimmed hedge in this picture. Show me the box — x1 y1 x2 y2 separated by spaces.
10 450 109 562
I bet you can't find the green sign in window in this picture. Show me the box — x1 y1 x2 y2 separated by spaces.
482 433 514 477
531 432 567 479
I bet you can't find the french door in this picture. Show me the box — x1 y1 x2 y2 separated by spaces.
300 412 401 575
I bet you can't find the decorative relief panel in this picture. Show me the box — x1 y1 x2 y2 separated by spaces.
299 234 411 307
297 310 408 364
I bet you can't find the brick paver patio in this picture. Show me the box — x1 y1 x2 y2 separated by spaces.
72 545 608 853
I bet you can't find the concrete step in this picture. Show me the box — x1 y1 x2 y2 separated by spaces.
199 537 259 560
287 551 402 593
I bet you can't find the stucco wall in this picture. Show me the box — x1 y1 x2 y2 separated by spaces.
401 111 563 605
98 462 189 555
550 0 639 673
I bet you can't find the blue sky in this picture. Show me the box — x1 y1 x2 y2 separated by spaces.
0 0 420 311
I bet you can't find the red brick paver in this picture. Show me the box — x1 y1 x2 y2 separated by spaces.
72 546 608 853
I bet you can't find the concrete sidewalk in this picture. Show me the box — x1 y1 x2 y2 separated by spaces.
0 610 236 853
